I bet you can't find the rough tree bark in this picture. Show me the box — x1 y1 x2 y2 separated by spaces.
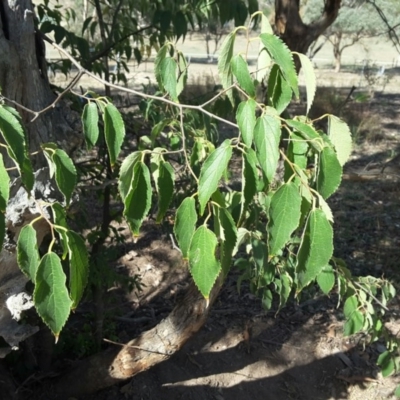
0 0 81 165
51 278 223 398
275 0 342 66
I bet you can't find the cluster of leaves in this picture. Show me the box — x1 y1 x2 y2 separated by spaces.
1 4 399 386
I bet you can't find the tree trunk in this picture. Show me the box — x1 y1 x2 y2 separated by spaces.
51 278 223 398
0 0 82 168
333 33 342 72
275 0 341 68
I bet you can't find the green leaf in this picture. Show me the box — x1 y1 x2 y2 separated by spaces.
297 209 333 289
236 99 256 147
233 227 251 256
395 385 400 398
42 142 57 178
34 252 72 338
241 148 258 220
66 231 89 309
316 265 335 294
218 208 237 276
253 114 281 183
154 44 169 88
124 162 152 236
0 154 10 212
262 289 273 310
328 115 353 166
317 146 342 199
316 193 334 223
217 32 236 101
296 53 316 115
268 182 301 255
17 225 40 283
0 105 26 169
0 105 34 191
378 351 396 377
286 119 323 152
252 238 268 272
156 161 174 223
267 64 292 114
256 14 273 82
52 202 69 260
160 57 178 101
174 197 197 259
198 139 232 215
278 273 292 310
189 226 221 299
0 213 4 251
260 33 298 98
231 54 255 97
82 102 99 149
343 310 364 336
284 132 308 181
176 52 188 97
104 103 125 166
343 295 358 318
52 149 77 206
119 152 142 202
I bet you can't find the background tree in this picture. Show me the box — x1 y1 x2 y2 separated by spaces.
304 0 399 72
274 0 341 63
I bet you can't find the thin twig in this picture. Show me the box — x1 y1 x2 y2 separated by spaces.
353 280 390 312
103 338 171 355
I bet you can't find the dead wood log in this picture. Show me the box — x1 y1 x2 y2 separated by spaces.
51 276 223 398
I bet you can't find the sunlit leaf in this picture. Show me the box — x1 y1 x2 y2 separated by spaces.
254 114 281 183
268 182 301 255
189 226 221 298
231 54 255 97
124 162 152 235
156 161 174 223
316 265 335 294
34 252 72 338
317 146 342 199
119 152 142 202
297 209 333 289
82 102 99 149
256 14 273 82
267 64 292 114
160 57 178 101
260 33 298 97
217 32 236 101
0 105 34 191
295 53 316 115
174 197 197 259
328 115 353 166
198 139 232 215
104 103 125 166
17 225 40 283
52 149 77 206
0 154 9 212
236 99 256 147
66 231 89 309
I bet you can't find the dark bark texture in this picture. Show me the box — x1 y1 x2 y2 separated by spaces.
275 0 341 66
0 0 81 168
